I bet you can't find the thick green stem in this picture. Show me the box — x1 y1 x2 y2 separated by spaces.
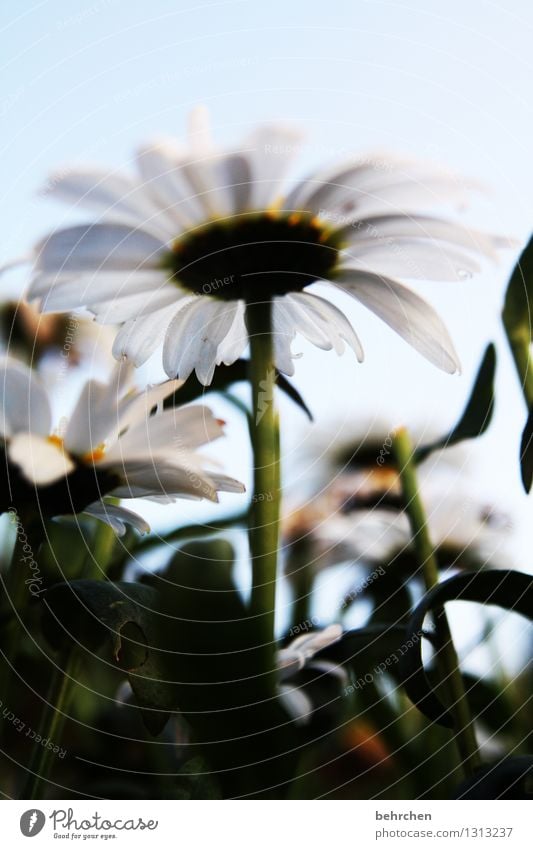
246 300 280 695
392 427 482 779
23 648 80 799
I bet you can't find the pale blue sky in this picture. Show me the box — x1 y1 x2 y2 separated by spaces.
1 0 532 599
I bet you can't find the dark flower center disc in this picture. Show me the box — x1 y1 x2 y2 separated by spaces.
165 213 342 301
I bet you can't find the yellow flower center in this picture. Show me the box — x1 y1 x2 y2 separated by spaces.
47 433 65 450
81 444 106 464
46 434 106 465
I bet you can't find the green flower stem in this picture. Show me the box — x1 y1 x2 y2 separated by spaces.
83 515 118 579
392 427 482 779
24 647 81 799
246 299 281 695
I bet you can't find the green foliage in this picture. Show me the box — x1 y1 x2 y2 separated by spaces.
502 236 533 489
502 235 533 337
41 579 175 735
163 357 313 420
520 405 533 492
416 343 496 462
400 570 533 727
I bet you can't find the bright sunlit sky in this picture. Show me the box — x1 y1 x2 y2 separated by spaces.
1 1 533 646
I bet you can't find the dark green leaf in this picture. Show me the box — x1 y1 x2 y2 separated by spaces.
152 540 298 794
400 570 533 727
520 405 533 492
417 344 496 461
319 624 435 684
163 358 313 420
42 580 174 734
275 373 313 421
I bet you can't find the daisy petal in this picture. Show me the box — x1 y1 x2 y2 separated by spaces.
278 624 343 678
136 139 206 226
216 300 248 366
64 362 133 455
280 295 334 350
31 270 167 312
341 214 504 261
246 124 303 210
0 358 51 438
289 291 365 360
111 462 220 502
278 685 314 725
112 302 178 367
163 298 236 384
102 404 224 465
204 472 246 494
318 177 476 221
34 223 166 275
83 501 151 536
270 301 297 376
40 167 172 237
351 178 475 216
8 432 75 485
334 269 461 374
115 378 184 436
342 240 481 281
209 153 252 215
91 287 178 324
286 155 479 217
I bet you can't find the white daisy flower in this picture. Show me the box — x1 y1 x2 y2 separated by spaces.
284 431 513 573
0 356 244 533
277 624 347 725
27 108 512 384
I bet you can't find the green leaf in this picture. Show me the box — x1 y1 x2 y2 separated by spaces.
502 237 533 484
416 343 496 461
502 235 533 335
163 358 313 420
319 624 435 684
152 540 252 720
400 570 533 727
152 540 298 794
275 373 313 421
42 580 175 734
520 405 533 492
39 519 95 582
